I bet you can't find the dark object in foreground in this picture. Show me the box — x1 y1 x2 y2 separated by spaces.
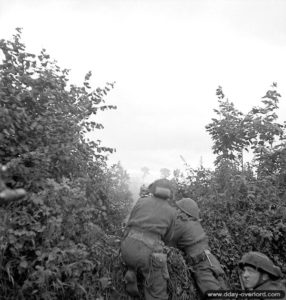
108 247 199 300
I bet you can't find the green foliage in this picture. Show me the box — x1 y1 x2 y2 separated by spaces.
0 179 127 299
206 86 248 165
175 164 286 288
176 84 286 288
160 168 171 179
0 29 133 299
0 28 116 187
1 28 286 299
206 84 286 173
103 162 133 233
141 166 150 181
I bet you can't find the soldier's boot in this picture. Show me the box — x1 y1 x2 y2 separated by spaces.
124 269 139 297
0 188 26 204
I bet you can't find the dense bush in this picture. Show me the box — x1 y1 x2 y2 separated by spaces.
0 29 133 299
174 84 286 288
1 28 285 299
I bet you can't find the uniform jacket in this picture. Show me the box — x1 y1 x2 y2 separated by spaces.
126 196 177 244
255 279 286 300
169 214 209 257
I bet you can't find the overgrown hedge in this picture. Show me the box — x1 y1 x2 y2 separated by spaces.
174 163 286 289
1 28 286 300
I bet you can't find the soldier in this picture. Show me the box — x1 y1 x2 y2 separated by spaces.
169 198 227 298
0 164 26 205
239 251 286 298
121 178 177 299
139 184 151 198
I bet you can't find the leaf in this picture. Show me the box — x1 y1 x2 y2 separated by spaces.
31 121 37 129
20 260 28 269
99 276 111 290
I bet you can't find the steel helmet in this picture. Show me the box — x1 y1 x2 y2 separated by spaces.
239 251 282 278
148 178 174 200
176 198 200 220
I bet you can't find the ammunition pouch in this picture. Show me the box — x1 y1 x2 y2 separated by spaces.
151 252 169 280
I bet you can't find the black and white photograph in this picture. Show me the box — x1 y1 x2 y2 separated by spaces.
0 0 286 299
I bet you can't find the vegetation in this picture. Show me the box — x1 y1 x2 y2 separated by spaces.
0 29 133 299
0 29 285 299
174 84 286 287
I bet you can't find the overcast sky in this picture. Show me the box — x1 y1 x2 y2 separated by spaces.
1 0 286 181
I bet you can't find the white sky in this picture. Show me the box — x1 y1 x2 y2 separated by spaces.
1 0 286 181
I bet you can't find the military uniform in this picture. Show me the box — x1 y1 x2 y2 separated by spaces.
256 279 286 299
239 252 286 300
169 198 227 297
121 179 177 300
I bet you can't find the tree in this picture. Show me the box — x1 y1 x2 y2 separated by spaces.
0 29 134 299
206 84 286 176
247 83 285 177
205 86 249 167
141 166 150 182
160 167 171 178
104 162 133 232
0 28 116 190
200 84 286 288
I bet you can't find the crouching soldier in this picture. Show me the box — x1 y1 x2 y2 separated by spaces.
239 251 286 298
169 198 228 298
121 178 177 299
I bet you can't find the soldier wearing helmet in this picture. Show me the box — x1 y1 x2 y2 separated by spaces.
168 198 227 298
121 178 177 299
139 184 151 198
239 251 286 297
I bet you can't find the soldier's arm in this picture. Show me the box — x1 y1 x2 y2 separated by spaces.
163 210 177 244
